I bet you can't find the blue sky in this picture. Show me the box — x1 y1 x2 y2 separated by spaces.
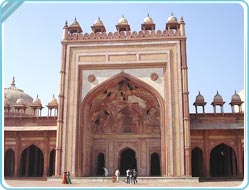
3 1 246 114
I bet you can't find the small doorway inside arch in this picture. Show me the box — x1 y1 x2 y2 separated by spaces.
191 147 204 177
96 153 105 176
119 148 137 176
48 149 55 176
150 153 161 176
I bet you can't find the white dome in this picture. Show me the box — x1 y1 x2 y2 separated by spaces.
48 94 58 107
16 97 26 105
32 95 42 106
144 14 153 23
167 13 178 22
4 77 33 114
94 17 103 25
118 15 128 25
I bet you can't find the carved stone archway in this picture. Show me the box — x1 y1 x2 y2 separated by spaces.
76 72 164 176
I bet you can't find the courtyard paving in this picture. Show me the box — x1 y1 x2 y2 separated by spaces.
2 178 247 189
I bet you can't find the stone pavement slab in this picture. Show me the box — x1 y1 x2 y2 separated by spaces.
3 179 245 189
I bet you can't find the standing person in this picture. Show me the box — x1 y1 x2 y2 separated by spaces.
132 169 138 184
66 171 72 184
126 168 130 184
62 171 67 184
103 167 108 177
128 169 132 184
115 169 120 182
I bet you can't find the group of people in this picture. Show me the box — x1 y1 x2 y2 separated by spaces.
104 167 138 184
62 168 138 184
126 168 138 184
62 171 72 184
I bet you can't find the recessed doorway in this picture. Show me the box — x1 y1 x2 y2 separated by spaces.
119 148 137 176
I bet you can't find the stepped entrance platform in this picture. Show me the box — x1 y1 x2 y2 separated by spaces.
47 176 199 183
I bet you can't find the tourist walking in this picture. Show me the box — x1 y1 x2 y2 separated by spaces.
103 167 108 177
66 171 72 184
115 169 120 182
62 171 67 184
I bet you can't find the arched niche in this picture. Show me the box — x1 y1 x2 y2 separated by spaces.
4 149 15 177
210 143 237 177
191 147 204 177
19 144 44 177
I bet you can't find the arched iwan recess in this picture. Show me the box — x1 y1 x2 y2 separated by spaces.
76 72 164 177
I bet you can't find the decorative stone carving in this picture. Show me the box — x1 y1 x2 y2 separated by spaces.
88 77 160 135
66 29 181 41
150 73 159 81
88 74 96 83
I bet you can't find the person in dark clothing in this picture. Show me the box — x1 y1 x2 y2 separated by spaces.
66 171 72 184
132 169 138 184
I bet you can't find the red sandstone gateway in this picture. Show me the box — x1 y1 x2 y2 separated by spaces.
4 14 244 180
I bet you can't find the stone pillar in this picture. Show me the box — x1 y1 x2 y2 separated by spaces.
34 148 38 175
203 131 210 177
25 148 30 176
43 133 49 177
108 141 114 175
55 43 67 176
180 39 191 176
14 133 19 177
160 99 167 176
236 131 243 176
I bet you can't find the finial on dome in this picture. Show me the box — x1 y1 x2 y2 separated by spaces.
72 17 79 25
11 76 15 87
171 12 173 16
63 20 68 28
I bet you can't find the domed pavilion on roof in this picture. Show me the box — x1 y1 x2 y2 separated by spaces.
4 13 244 182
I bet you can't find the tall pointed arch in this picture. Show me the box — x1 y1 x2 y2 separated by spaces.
75 72 165 176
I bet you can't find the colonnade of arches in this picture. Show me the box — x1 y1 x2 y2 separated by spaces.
4 144 55 177
191 143 240 177
96 147 161 176
6 143 241 177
